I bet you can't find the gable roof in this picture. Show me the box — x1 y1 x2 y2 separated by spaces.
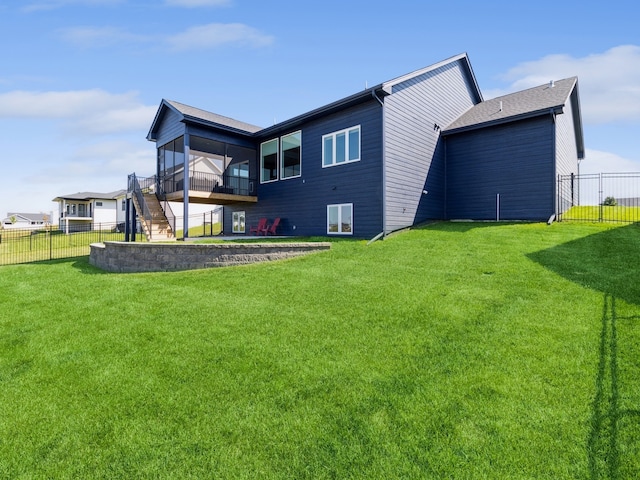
147 53 483 141
382 52 483 101
52 189 126 202
147 99 263 141
256 53 483 138
3 213 48 223
442 76 585 158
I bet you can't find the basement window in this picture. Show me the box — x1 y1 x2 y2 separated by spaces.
327 203 353 235
232 211 245 233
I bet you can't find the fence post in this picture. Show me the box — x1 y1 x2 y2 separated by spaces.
599 173 603 222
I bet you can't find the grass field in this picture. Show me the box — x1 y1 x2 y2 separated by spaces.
0 228 134 265
562 205 640 223
0 222 638 478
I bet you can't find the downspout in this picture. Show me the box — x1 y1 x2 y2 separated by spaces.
550 108 557 220
444 137 447 220
371 88 386 240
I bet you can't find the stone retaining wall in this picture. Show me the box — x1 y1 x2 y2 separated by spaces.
90 241 331 273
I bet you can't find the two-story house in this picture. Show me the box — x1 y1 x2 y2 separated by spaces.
128 53 584 239
53 190 127 233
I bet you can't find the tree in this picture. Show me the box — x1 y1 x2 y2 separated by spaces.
602 196 618 206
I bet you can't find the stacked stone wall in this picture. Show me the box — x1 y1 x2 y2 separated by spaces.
90 242 331 273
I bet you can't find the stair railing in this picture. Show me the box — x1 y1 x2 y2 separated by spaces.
128 173 156 240
160 198 176 238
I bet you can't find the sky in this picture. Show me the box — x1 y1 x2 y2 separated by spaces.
1 0 639 216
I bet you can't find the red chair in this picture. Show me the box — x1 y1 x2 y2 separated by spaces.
249 218 267 235
265 217 281 236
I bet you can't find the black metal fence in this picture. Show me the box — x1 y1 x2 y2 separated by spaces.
0 222 146 267
558 172 640 223
0 206 225 266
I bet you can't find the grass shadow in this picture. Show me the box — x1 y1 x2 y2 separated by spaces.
589 294 640 479
529 225 640 478
527 223 640 306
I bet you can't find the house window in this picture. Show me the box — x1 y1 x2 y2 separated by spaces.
96 201 103 207
232 211 245 233
322 125 360 168
260 139 278 183
122 200 126 211
281 131 301 179
327 203 353 235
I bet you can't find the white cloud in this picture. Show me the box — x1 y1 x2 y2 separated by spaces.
25 141 153 186
23 0 123 12
167 23 274 51
488 45 640 124
57 22 273 52
58 26 149 48
0 89 155 134
164 0 231 6
581 148 640 175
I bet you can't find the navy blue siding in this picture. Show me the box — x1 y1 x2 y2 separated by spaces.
186 124 255 149
445 116 556 221
384 59 478 232
154 108 186 147
224 100 384 238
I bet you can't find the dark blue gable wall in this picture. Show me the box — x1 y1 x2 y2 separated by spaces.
154 108 186 147
224 99 384 238
445 116 556 221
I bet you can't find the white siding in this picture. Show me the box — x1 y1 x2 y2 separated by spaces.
555 90 580 213
93 199 118 226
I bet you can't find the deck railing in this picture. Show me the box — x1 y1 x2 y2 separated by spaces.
162 171 256 197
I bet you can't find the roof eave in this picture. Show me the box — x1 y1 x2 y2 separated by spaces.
257 86 389 138
381 52 483 103
180 115 258 138
570 80 586 159
146 99 180 142
442 106 564 136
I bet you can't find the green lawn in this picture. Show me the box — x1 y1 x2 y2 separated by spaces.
562 205 640 223
0 229 133 265
1 222 638 479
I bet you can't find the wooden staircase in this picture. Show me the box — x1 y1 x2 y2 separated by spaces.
132 193 174 241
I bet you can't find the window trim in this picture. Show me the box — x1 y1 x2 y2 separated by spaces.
322 125 361 168
280 130 302 180
260 138 279 184
327 203 353 235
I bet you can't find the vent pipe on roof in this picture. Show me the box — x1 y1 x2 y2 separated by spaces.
499 101 503 112
550 80 555 87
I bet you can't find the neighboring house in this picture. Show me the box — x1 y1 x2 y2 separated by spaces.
53 190 127 233
130 52 584 239
616 197 640 207
2 212 51 230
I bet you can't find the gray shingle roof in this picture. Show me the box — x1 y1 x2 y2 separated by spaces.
53 189 126 202
166 100 263 134
443 77 578 134
150 53 483 141
4 213 49 222
258 53 482 138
